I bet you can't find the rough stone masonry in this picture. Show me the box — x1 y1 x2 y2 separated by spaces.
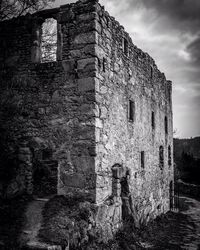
0 0 174 234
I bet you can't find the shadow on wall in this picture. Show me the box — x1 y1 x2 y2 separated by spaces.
0 136 58 199
33 148 58 198
112 164 136 225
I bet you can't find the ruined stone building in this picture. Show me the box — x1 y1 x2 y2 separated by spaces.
0 0 174 234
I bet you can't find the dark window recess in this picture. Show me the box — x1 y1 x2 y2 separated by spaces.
152 111 155 129
98 58 101 68
123 38 129 56
165 116 168 134
159 146 164 169
41 18 57 63
168 145 172 167
42 148 53 160
129 100 135 122
141 151 145 168
169 181 173 210
103 57 106 72
150 66 153 78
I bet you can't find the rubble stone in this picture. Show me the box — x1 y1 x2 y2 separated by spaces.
0 0 173 241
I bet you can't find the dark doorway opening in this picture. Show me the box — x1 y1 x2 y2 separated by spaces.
169 181 173 210
111 164 133 222
33 149 58 198
120 172 133 221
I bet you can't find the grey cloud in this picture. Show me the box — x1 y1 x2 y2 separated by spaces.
53 0 200 137
124 0 200 34
187 36 200 66
138 0 200 23
132 0 200 74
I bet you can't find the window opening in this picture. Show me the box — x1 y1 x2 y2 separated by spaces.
165 116 168 134
168 145 172 167
103 57 106 72
169 181 173 210
41 18 57 63
123 37 129 56
152 111 155 129
141 151 145 169
128 100 135 122
159 146 164 169
150 66 153 78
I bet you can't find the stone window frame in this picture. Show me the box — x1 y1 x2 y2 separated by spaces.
159 145 164 170
128 100 135 122
31 12 62 64
40 17 58 63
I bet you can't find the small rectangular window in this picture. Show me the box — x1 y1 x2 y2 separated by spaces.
103 57 106 72
150 66 153 78
141 151 145 168
165 116 168 134
123 37 129 56
128 100 135 122
159 146 164 169
152 111 155 129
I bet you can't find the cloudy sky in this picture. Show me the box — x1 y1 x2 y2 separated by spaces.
54 0 200 138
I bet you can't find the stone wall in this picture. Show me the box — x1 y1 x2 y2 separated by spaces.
0 0 174 228
0 0 100 200
93 3 174 224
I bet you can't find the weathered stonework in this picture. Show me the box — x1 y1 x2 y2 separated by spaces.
0 0 174 235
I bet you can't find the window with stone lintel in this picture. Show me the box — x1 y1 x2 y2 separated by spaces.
41 18 57 63
31 17 58 63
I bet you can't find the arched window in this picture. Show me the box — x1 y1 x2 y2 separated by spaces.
41 18 57 62
159 146 164 169
168 145 172 167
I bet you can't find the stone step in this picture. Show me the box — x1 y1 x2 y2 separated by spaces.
22 242 63 250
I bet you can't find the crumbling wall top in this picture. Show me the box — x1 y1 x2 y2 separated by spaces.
95 1 172 85
0 0 172 85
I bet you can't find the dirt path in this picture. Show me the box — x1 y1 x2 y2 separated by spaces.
180 196 200 249
139 196 200 250
20 199 47 247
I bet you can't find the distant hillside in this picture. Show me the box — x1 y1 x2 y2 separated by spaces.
174 137 200 159
174 137 200 185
